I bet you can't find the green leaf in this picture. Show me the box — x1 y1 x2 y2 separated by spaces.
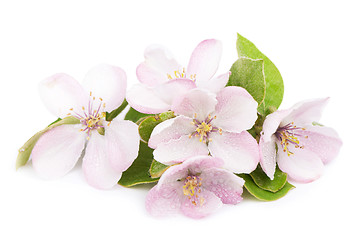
118 142 159 187
236 33 284 116
16 116 80 169
124 107 152 123
228 58 266 105
250 165 287 192
106 99 128 121
138 111 175 142
238 174 295 201
149 159 169 178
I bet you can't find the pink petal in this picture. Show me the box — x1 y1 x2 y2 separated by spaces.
283 98 329 125
153 135 209 165
186 39 222 84
180 190 222 219
259 135 277 180
32 124 86 179
197 71 230 93
300 125 342 164
201 168 244 204
208 131 259 174
154 78 196 105
126 84 170 114
262 109 292 142
145 184 183 217
143 44 181 76
82 64 127 112
82 131 123 189
148 116 196 149
136 62 167 87
38 73 88 118
171 89 217 122
213 86 258 133
105 119 140 172
277 144 324 183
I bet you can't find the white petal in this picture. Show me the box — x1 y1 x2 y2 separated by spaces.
262 109 292 142
153 135 209 165
154 78 196 105
105 119 140 172
197 71 230 93
32 124 86 179
186 39 222 83
171 89 217 122
136 62 167 87
208 131 259 174
149 116 196 149
143 44 181 75
259 135 277 180
82 131 122 189
277 144 324 183
38 73 88 118
82 64 127 112
300 125 342 164
126 84 170 114
213 86 258 133
283 98 329 125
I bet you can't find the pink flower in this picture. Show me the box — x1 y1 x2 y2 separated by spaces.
31 64 140 189
145 155 245 218
259 98 342 183
126 39 230 114
149 87 260 174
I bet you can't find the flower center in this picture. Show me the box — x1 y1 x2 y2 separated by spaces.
167 68 196 81
68 92 107 139
189 114 222 143
275 122 308 156
183 175 204 206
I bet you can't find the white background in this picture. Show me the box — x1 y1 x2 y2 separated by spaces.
1 0 353 239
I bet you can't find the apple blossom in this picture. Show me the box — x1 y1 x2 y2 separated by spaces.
149 87 260 174
145 155 245 218
126 39 231 114
31 64 140 189
259 98 342 183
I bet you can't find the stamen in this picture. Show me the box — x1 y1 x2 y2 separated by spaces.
275 122 307 156
183 175 204 206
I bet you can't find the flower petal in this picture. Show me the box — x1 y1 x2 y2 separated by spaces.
283 98 329 125
105 119 140 172
180 190 222 219
208 131 259 173
197 71 230 93
136 62 167 87
153 135 209 165
148 116 196 149
186 39 222 83
171 89 217 121
82 131 122 189
262 109 292 142
154 78 196 105
82 64 127 112
213 86 258 133
143 44 181 75
157 155 224 188
126 84 170 114
201 168 244 204
277 144 324 183
38 73 88 118
145 184 183 217
32 124 86 179
300 125 342 164
259 135 278 180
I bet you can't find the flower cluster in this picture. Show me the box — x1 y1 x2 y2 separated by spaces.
17 35 342 219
